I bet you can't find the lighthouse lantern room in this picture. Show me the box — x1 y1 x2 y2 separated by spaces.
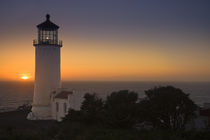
33 14 62 46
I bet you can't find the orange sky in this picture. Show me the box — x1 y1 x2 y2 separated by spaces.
0 33 210 82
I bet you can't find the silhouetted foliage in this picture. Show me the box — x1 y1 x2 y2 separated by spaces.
64 87 197 130
62 109 83 122
63 93 103 125
102 90 138 128
138 86 197 130
63 90 138 128
17 103 32 112
80 93 104 124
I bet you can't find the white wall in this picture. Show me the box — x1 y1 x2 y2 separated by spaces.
32 45 61 119
52 98 69 121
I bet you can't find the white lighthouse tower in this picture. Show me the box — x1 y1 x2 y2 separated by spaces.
30 14 62 120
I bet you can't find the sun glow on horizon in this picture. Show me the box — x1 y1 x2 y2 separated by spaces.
21 75 29 80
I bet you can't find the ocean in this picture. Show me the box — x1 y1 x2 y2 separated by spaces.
0 81 210 112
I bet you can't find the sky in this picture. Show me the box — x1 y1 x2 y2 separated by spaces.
0 0 210 81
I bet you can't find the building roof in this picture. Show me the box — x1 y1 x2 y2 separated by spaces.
54 91 73 99
37 14 59 30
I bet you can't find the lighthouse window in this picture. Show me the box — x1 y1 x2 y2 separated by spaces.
56 102 59 112
38 30 56 44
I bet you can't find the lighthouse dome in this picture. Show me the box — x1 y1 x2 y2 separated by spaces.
37 14 59 30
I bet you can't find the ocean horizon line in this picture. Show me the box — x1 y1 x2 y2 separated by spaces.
0 80 210 83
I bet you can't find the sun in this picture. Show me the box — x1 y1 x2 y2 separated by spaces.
21 75 29 80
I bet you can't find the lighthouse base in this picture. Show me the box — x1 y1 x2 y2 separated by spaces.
27 105 52 120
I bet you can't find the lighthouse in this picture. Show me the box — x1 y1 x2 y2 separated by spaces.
30 14 62 120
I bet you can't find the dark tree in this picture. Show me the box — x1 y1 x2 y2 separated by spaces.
63 109 83 122
138 86 197 130
80 93 104 124
17 103 32 112
63 93 103 125
103 90 138 128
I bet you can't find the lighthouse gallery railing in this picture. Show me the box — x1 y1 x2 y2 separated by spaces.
33 39 62 46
